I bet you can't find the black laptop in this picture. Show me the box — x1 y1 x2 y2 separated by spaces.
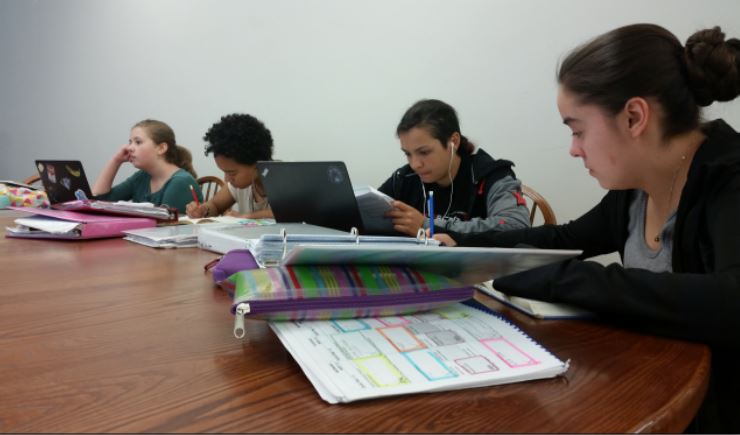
35 160 93 204
257 161 392 234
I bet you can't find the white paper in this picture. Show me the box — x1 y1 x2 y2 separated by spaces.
14 216 80 234
354 185 395 234
269 302 567 403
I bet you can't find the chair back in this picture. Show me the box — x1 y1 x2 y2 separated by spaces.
197 176 225 202
521 185 557 225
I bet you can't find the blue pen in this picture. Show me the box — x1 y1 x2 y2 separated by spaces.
427 190 435 237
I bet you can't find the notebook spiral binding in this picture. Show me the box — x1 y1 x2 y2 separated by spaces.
463 300 567 367
416 228 430 245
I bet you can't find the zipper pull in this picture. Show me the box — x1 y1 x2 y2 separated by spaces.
233 303 251 338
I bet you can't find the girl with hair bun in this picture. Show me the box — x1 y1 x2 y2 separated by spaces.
435 24 740 432
92 119 202 213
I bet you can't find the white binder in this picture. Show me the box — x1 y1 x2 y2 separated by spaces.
281 244 581 285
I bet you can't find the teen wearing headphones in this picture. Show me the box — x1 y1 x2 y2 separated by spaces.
93 119 202 214
436 24 740 432
379 99 530 237
186 113 274 219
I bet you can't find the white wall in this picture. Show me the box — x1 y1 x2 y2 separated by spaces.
1 0 739 225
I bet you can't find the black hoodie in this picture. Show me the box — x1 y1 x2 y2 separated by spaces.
378 148 531 234
451 119 740 432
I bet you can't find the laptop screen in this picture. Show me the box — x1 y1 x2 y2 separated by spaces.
257 161 366 233
35 160 93 204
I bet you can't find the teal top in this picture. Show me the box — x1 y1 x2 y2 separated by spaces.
96 169 203 214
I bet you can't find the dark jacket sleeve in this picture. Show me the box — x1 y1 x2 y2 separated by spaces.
451 190 627 259
493 182 740 349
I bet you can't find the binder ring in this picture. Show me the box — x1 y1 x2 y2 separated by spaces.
416 228 429 246
280 228 288 244
350 227 360 244
281 227 289 259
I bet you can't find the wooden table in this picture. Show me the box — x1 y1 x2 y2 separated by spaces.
0 214 710 433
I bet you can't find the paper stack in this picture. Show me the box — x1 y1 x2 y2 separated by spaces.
123 223 242 248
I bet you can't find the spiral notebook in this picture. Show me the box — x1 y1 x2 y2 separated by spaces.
476 281 592 320
268 300 568 404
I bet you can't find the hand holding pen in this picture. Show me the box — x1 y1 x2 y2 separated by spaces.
186 185 209 218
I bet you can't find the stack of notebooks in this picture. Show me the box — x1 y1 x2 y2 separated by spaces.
269 301 569 403
122 217 275 248
122 224 236 248
197 223 349 254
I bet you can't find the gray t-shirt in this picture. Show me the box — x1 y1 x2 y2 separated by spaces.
623 190 676 272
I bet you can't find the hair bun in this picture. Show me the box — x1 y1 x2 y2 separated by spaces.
684 26 740 106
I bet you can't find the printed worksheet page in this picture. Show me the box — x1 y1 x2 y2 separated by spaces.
270 302 567 403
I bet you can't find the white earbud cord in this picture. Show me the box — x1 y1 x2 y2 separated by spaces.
420 180 428 217
443 142 454 218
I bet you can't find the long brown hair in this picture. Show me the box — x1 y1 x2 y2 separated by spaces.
133 119 198 178
558 24 740 139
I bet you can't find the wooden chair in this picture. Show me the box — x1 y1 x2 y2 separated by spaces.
521 184 557 225
197 176 225 202
23 174 41 186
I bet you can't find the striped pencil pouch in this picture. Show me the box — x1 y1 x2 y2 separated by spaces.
228 265 474 338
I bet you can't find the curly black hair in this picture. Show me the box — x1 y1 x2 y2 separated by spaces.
203 113 273 164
